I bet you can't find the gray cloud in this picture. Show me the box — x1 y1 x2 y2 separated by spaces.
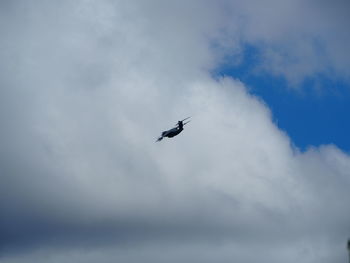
0 1 349 262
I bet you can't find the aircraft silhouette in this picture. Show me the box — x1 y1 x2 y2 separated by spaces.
156 117 191 142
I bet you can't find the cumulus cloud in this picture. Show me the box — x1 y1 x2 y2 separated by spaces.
220 0 350 86
0 1 349 262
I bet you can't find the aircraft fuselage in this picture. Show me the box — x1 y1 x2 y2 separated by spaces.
163 127 183 138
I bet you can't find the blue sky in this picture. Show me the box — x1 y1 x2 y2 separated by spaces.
216 45 350 152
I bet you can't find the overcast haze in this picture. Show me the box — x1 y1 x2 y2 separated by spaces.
1 1 350 262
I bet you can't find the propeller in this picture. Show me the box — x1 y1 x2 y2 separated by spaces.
175 117 191 126
180 116 191 122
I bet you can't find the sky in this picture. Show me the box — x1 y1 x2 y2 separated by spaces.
0 1 350 263
217 44 350 152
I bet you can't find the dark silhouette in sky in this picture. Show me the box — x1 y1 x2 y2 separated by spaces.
156 117 190 142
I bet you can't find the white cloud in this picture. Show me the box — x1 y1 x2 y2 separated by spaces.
0 1 349 262
224 0 350 86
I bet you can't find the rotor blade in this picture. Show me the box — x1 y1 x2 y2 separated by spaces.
183 120 191 126
175 116 191 125
180 116 191 122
